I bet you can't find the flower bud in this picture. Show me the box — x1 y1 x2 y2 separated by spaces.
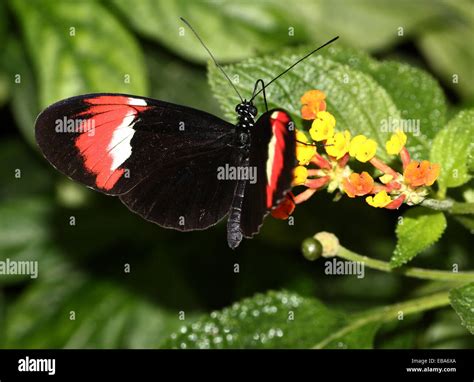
301 237 323 261
313 231 340 257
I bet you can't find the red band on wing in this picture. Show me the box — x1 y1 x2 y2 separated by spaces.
266 111 291 208
74 96 149 190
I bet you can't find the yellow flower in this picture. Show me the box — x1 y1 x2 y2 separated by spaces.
366 191 392 208
385 130 407 155
296 130 310 143
349 135 377 162
295 130 316 165
379 174 393 184
325 130 351 159
293 166 308 186
309 111 336 141
296 146 315 166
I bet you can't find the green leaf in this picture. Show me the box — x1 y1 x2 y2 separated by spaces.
2 272 181 348
0 139 57 285
322 322 380 349
111 0 309 63
0 70 9 108
418 1 474 100
0 1 7 44
146 48 221 117
430 109 474 191
313 0 447 52
0 198 54 285
0 198 50 253
164 291 342 348
3 39 40 145
420 310 474 348
10 0 147 107
449 283 474 334
367 62 446 160
163 290 378 349
0 139 54 199
390 208 447 268
0 2 11 107
112 0 448 63
209 48 402 162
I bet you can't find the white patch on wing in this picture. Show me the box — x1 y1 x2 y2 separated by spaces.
127 97 147 106
266 111 282 184
107 112 136 171
266 130 277 184
271 111 280 119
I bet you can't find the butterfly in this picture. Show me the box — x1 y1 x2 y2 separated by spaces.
34 18 338 249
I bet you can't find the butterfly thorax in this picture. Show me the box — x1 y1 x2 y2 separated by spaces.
235 101 257 149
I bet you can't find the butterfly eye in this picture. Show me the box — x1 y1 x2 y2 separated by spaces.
249 105 257 116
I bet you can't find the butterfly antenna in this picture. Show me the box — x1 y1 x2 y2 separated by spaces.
250 36 339 101
180 17 243 103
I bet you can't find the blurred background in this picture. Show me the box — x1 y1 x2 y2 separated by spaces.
0 0 473 348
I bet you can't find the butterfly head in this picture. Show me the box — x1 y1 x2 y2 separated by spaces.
235 100 257 119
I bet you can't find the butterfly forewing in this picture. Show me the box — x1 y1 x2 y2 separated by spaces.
35 93 238 195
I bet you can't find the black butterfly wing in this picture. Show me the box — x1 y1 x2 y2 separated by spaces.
119 145 240 231
35 93 240 230
240 109 296 238
35 93 238 195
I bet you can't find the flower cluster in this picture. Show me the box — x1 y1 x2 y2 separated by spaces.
273 90 441 218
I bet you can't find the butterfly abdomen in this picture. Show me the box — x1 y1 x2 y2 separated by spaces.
226 158 249 250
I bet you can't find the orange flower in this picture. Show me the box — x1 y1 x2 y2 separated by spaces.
342 172 374 198
271 193 295 219
403 160 440 187
300 90 326 120
385 194 406 210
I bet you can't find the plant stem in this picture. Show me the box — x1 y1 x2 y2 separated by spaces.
420 198 453 211
336 246 474 282
313 290 450 349
451 202 474 215
420 198 474 214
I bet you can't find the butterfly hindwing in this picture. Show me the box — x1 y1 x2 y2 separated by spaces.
119 145 240 231
35 93 238 196
240 109 296 237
